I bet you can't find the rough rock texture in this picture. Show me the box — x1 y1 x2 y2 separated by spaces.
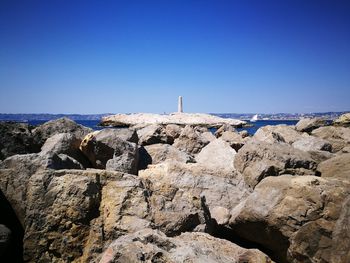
229 175 350 263
139 162 250 233
312 126 350 152
253 125 303 144
220 130 248 151
137 124 173 145
32 118 92 147
99 228 274 263
333 113 350 127
97 128 138 143
0 122 39 160
195 139 236 171
214 124 235 138
292 136 332 152
317 153 350 180
173 125 210 155
41 132 90 168
165 124 182 140
234 140 317 188
138 143 194 170
295 118 328 133
0 168 152 262
80 130 138 172
101 112 246 128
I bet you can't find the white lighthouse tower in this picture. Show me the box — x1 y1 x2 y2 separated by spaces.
178 96 183 113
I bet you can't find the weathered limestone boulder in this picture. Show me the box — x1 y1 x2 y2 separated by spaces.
292 135 332 152
253 125 303 144
234 140 317 188
173 125 210 155
295 118 328 133
99 228 273 263
80 130 139 172
32 117 92 147
317 153 350 180
41 132 90 168
214 124 235 138
0 122 39 160
99 128 138 143
0 168 152 262
137 124 173 145
165 124 182 140
138 143 194 170
333 112 350 127
139 162 250 233
196 139 236 171
312 126 350 152
229 175 350 263
220 130 249 151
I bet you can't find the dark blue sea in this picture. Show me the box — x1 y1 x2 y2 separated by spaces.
28 119 298 135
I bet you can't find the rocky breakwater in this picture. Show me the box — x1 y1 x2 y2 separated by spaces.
100 112 246 128
0 113 349 263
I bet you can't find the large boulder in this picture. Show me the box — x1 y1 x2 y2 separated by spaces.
80 130 138 172
214 124 235 138
229 175 350 263
333 113 350 127
139 162 250 234
32 118 92 147
220 130 249 151
41 132 90 168
292 135 332 152
165 124 183 140
173 125 210 155
0 122 39 160
99 228 273 263
195 139 236 171
253 125 303 144
138 143 194 170
317 153 350 180
312 126 350 152
295 118 328 133
137 124 173 145
234 140 317 188
0 168 152 262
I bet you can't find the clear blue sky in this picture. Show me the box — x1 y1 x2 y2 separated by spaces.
0 0 349 114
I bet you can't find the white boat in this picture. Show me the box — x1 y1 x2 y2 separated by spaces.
250 114 258 122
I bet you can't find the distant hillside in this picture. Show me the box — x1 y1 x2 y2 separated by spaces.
0 113 113 121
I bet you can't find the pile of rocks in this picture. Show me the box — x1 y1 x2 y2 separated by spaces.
0 114 349 263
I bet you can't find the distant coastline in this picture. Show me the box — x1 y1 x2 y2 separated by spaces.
0 111 348 122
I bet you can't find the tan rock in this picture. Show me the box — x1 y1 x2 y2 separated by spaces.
99 229 274 263
317 153 350 180
253 125 303 144
312 126 350 152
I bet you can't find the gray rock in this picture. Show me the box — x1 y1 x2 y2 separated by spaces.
229 175 350 263
80 130 138 170
32 118 92 147
292 135 332 152
220 131 248 151
165 124 182 140
0 122 39 160
312 126 350 152
234 140 317 188
138 143 194 170
99 228 273 263
105 142 139 175
139 162 250 234
317 153 350 180
295 118 328 133
173 125 210 155
196 139 236 171
137 124 173 145
98 128 138 143
41 132 90 168
253 125 303 144
214 124 235 138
